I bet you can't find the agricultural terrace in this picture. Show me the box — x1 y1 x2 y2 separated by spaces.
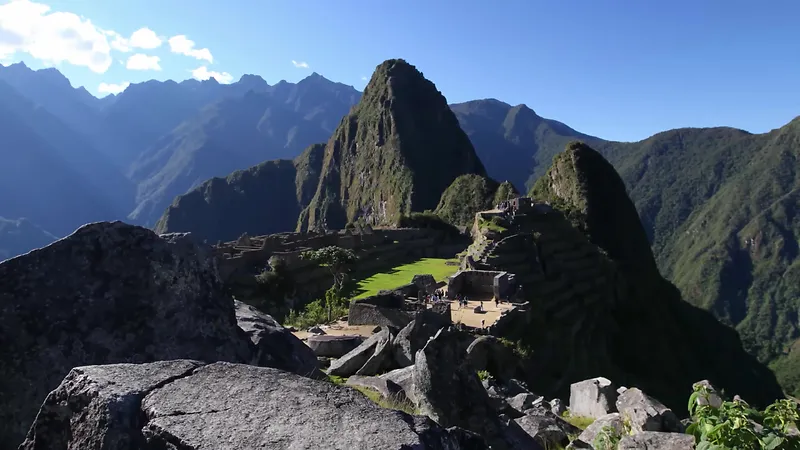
350 257 459 299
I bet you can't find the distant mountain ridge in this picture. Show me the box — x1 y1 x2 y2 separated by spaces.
450 99 602 191
0 61 362 232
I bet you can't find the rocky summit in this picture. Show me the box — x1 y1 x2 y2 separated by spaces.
299 59 487 230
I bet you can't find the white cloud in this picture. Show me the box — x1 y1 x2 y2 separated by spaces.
0 0 113 73
125 53 161 71
105 27 162 53
98 81 130 95
191 65 232 84
129 27 161 49
168 35 212 62
292 60 309 69
361 76 368 81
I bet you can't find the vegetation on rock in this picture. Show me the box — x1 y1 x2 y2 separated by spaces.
594 120 800 397
434 174 518 227
300 59 487 230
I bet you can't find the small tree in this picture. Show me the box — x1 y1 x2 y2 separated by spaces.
301 246 357 322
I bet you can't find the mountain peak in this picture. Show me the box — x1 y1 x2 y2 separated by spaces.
237 73 266 84
509 103 537 117
531 141 657 277
300 58 486 230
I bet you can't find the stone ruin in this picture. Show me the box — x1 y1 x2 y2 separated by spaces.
347 274 452 328
446 270 516 301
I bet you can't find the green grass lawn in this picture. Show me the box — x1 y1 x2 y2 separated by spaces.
351 258 459 299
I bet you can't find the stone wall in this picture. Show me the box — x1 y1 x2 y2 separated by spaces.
446 270 513 300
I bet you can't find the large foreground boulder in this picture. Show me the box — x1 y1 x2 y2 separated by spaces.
20 361 487 449
0 222 254 447
414 327 539 449
234 300 323 379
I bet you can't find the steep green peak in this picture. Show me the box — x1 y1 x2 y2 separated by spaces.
300 59 486 230
531 140 658 278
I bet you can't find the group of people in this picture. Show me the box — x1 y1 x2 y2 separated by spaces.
421 288 448 304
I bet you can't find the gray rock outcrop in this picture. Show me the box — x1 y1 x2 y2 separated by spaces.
307 334 364 357
356 326 394 375
573 412 625 447
466 335 520 381
234 300 323 379
508 393 544 413
328 326 392 377
617 431 695 449
414 327 531 449
394 310 449 367
550 398 566 416
514 408 580 448
381 366 418 404
346 375 409 403
0 222 253 447
616 387 682 433
569 377 618 419
20 360 489 449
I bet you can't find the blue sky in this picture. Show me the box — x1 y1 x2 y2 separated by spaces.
0 0 798 142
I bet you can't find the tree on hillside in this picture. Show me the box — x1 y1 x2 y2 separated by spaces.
301 246 357 322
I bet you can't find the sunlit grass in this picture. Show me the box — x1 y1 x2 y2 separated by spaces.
351 257 459 299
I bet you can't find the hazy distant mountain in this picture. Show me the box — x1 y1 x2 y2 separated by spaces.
154 143 326 242
0 79 130 236
126 75 360 226
0 217 56 261
0 62 105 137
450 99 602 191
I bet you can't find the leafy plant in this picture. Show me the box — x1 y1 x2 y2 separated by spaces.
686 384 800 450
593 425 623 450
476 370 492 381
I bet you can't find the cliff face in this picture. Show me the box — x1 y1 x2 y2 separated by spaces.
299 59 486 231
154 144 325 243
470 142 782 413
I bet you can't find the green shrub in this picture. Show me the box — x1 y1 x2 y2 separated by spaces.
593 425 624 450
285 287 350 329
686 384 800 449
476 370 492 381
